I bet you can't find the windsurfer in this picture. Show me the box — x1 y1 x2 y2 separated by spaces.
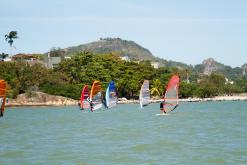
160 102 166 114
90 100 94 112
102 97 108 109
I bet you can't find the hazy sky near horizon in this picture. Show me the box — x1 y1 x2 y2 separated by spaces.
0 0 247 67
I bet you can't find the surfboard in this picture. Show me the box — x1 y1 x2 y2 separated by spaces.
156 113 170 116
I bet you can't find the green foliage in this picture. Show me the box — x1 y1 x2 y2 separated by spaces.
56 51 157 99
195 80 217 98
150 79 163 96
0 50 247 100
179 82 196 98
208 73 226 95
235 78 247 92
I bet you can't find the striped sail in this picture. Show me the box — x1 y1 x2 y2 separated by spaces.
139 80 150 108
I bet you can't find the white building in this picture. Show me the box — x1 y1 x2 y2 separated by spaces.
120 55 130 62
151 62 160 68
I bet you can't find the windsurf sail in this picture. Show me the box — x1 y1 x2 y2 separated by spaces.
105 81 117 108
163 75 179 113
139 80 150 108
90 81 102 111
80 85 90 110
0 80 7 117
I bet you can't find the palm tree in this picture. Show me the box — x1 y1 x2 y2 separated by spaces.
0 53 9 61
150 79 163 96
5 31 18 56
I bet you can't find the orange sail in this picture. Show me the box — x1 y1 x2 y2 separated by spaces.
0 80 7 117
90 81 102 111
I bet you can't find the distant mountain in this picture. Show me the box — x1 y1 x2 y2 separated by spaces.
194 58 246 79
62 37 189 69
64 38 154 60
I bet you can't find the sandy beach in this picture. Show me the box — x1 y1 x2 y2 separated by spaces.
118 94 247 104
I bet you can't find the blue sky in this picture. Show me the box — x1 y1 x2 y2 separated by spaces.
0 0 246 67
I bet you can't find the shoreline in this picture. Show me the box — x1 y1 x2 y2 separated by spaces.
5 93 247 107
118 95 247 104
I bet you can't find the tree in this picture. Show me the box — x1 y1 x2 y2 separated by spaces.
0 53 9 61
150 79 163 96
179 81 196 98
209 73 226 95
49 47 65 58
5 31 18 55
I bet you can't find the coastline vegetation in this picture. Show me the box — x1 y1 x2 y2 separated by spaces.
1 51 247 100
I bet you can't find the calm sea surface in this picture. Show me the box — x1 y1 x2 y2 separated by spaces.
0 101 247 165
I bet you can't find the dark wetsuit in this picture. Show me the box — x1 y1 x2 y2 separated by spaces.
102 98 108 109
160 102 166 113
90 101 94 112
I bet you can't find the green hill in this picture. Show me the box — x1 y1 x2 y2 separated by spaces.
62 37 189 69
64 38 154 60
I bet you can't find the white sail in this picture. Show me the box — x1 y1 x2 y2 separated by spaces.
139 80 150 108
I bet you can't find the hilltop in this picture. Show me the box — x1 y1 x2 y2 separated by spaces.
194 58 246 79
60 37 189 69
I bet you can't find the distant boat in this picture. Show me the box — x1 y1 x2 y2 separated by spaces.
90 81 102 111
163 75 180 113
80 85 90 111
139 80 150 108
0 80 7 117
105 81 117 109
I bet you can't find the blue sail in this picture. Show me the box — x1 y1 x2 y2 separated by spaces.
105 81 117 108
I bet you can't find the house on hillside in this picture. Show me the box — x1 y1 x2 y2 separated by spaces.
242 64 247 76
120 55 130 62
225 78 234 84
11 54 45 66
151 62 160 68
44 52 62 69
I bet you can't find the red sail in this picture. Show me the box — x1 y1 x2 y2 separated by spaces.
0 80 7 117
163 75 179 113
80 85 90 110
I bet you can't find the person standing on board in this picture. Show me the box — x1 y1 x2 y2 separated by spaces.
160 102 166 114
102 97 108 109
90 100 94 112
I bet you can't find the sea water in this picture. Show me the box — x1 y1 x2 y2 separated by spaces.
0 101 247 165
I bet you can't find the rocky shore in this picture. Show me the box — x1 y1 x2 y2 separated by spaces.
5 92 247 107
5 92 78 107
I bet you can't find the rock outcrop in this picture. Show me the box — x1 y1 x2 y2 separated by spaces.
6 92 78 107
